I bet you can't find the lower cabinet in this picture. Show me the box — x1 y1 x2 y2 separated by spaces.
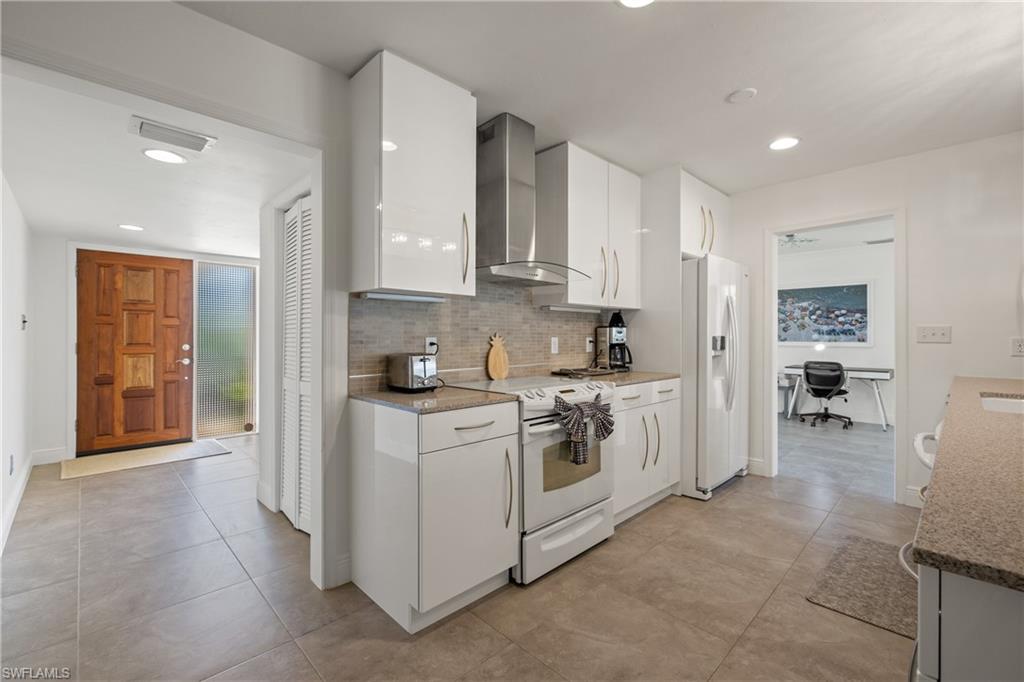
612 393 680 518
351 399 520 633
420 434 519 612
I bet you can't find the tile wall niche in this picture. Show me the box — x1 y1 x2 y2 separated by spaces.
348 282 605 392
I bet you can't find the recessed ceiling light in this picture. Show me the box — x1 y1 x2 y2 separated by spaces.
725 88 758 104
118 224 145 231
769 136 800 151
617 0 654 8
143 149 187 164
381 140 398 152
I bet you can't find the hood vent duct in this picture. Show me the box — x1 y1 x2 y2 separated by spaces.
129 115 217 152
475 113 587 286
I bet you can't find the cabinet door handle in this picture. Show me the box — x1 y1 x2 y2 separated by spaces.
699 206 707 252
453 420 495 431
461 212 470 284
657 388 674 394
613 250 620 299
708 209 716 253
641 415 649 471
653 412 661 467
622 394 642 401
504 448 513 529
600 246 607 299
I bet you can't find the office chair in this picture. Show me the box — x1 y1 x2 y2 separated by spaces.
797 361 853 429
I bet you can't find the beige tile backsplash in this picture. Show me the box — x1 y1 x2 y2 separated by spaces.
348 282 604 392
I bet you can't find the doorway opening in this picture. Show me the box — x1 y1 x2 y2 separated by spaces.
771 216 899 499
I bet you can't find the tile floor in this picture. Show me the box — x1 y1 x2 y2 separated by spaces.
3 433 919 681
779 414 895 499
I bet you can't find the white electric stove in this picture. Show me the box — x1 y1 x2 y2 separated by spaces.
450 376 617 583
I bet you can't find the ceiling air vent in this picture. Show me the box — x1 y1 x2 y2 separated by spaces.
128 115 217 152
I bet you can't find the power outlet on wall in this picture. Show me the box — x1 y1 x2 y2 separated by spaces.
1012 337 1024 357
424 337 438 355
916 325 952 344
586 336 594 354
550 337 559 354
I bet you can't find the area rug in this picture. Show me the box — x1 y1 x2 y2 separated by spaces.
60 439 231 479
807 535 917 639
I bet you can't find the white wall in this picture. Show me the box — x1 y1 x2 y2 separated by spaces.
723 132 1024 503
778 242 896 424
2 2 351 587
2 176 33 551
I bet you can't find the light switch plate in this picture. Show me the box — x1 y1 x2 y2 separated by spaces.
1012 337 1024 357
550 337 559 354
916 325 952 344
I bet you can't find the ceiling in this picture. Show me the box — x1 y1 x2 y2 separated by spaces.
777 215 894 254
185 1 1023 194
2 72 314 258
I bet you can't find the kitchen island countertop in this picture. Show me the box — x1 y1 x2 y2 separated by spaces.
350 386 517 414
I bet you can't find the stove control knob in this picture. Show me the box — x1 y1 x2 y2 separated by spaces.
536 389 546 397
524 390 535 399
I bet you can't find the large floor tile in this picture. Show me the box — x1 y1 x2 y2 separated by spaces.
615 496 709 541
831 492 920 529
2 537 78 596
0 637 77 678
724 474 845 512
4 508 79 553
710 587 914 681
79 582 290 681
254 560 372 637
517 583 731 681
177 457 257 489
204 497 291 538
173 450 253 473
296 602 417 680
80 539 248 635
460 643 565 681
814 512 917 549
190 475 258 510
471 566 592 641
80 487 199 536
15 481 80 520
778 537 839 596
80 464 185 498
225 521 310 578
708 490 828 536
395 612 510 680
568 526 660 578
608 542 779 643
1 578 78 660
79 509 220 573
207 642 322 681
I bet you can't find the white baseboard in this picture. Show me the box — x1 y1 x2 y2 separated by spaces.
747 457 770 477
32 447 69 466
333 552 352 586
2 461 33 555
256 480 278 512
903 485 924 509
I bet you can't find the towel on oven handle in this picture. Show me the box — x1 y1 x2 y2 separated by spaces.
553 393 614 465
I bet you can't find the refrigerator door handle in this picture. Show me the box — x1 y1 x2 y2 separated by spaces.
725 293 739 412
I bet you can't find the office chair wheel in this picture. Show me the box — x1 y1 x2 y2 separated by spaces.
810 422 816 427
842 424 849 430
799 417 805 422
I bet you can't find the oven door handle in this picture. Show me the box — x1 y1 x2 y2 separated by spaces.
526 422 564 435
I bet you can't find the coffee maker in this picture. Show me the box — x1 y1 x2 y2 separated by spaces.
595 311 633 371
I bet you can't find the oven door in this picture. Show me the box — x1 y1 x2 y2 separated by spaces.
521 413 614 533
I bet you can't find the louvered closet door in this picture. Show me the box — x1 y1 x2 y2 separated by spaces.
280 198 313 533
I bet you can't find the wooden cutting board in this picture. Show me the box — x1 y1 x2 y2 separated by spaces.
487 334 509 380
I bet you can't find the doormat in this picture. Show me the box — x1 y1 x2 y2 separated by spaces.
807 535 917 639
60 439 231 479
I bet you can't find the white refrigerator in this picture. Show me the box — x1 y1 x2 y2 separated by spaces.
675 254 749 500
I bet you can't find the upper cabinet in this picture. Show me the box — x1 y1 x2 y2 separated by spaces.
680 171 730 258
351 51 477 296
533 143 642 310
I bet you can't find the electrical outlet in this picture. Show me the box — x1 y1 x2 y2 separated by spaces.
916 325 952 344
424 337 438 354
1012 337 1024 357
550 337 559 354
586 336 594 354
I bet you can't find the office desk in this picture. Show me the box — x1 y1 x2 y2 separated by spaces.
783 365 894 431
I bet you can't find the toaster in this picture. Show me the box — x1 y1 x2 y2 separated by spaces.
386 353 439 392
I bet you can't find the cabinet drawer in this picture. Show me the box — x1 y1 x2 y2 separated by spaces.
419 402 518 454
612 383 652 413
651 379 681 403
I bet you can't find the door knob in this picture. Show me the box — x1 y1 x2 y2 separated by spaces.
177 358 191 366
181 343 191 351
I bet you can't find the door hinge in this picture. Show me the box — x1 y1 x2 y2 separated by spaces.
74 419 79 432
75 342 78 354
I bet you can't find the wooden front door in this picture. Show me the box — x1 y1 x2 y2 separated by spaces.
76 250 193 455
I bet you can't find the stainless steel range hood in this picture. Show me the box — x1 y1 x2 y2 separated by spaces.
476 113 588 286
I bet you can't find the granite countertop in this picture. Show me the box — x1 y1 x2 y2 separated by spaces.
912 376 1024 592
350 386 518 414
609 371 681 387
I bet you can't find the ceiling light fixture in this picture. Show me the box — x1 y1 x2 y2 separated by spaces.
769 136 800 151
617 0 654 8
143 149 187 164
725 88 758 104
118 224 145 231
381 140 398 152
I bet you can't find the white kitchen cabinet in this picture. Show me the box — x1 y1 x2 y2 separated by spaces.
533 143 641 310
610 379 681 521
650 166 730 260
608 164 642 309
351 399 519 633
351 51 477 297
420 434 519 612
